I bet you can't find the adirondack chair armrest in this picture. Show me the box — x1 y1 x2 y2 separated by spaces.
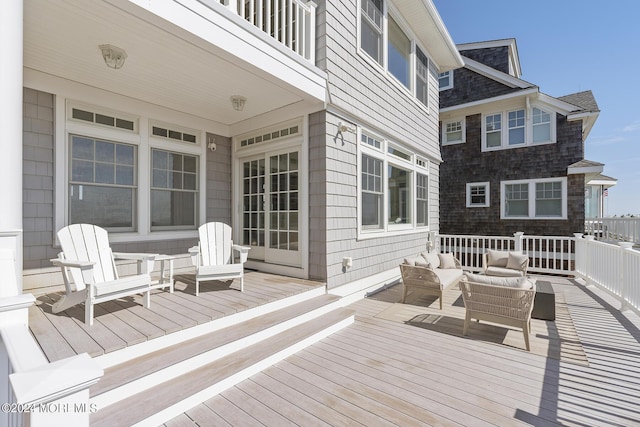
113 252 158 274
232 244 251 263
112 252 158 261
50 258 95 270
188 246 200 266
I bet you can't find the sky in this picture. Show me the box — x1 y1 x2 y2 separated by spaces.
433 0 640 216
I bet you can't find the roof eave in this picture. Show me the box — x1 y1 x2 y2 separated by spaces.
394 0 464 71
440 87 539 114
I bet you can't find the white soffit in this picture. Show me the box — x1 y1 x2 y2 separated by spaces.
393 0 464 71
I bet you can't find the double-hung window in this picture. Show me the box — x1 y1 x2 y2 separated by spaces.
151 149 199 229
439 71 453 90
501 178 566 219
64 102 202 236
360 0 383 64
69 135 137 230
483 105 555 150
359 0 432 108
359 130 429 235
442 119 465 145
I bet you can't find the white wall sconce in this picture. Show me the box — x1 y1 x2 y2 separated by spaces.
207 136 217 152
99 44 127 69
338 121 355 133
230 95 247 112
342 257 353 269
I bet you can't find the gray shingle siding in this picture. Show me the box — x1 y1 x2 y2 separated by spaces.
23 88 57 269
459 46 510 74
440 68 522 109
439 113 585 236
314 0 444 288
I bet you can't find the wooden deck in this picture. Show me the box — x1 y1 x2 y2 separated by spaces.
167 276 640 427
29 271 325 362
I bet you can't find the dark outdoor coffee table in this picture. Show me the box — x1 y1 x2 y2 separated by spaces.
532 280 555 321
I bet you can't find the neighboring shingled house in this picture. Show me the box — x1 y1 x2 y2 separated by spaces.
438 38 615 237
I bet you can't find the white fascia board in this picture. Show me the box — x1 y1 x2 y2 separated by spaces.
393 0 464 71
111 0 327 102
462 57 533 89
537 92 585 115
440 87 539 114
587 179 617 187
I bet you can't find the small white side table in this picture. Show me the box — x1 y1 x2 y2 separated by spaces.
151 254 175 293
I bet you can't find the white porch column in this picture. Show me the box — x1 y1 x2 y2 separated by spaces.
0 0 24 295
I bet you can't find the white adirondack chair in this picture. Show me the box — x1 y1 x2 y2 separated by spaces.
188 222 250 295
51 224 156 325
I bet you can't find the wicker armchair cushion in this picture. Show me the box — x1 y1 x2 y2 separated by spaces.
507 252 529 271
403 255 425 266
438 252 457 269
465 273 533 289
421 251 440 268
487 249 509 267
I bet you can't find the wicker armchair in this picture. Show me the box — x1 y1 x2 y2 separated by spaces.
459 278 536 351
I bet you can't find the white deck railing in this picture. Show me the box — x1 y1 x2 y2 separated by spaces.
438 232 575 275
439 232 640 315
217 0 316 62
585 217 640 244
574 235 640 315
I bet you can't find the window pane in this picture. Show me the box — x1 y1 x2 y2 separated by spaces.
69 184 134 228
362 154 383 229
416 173 428 226
388 16 411 88
486 114 501 148
361 0 383 64
505 183 528 217
151 190 196 227
438 71 451 89
388 165 409 224
69 135 137 231
533 108 552 143
416 48 429 107
536 182 562 216
508 110 525 145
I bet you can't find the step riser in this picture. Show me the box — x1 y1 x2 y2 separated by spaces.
94 286 326 369
91 297 344 409
132 314 354 427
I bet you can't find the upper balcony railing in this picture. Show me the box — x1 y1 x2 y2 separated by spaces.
218 0 316 62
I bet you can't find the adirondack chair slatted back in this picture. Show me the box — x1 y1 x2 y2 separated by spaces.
57 224 118 291
199 222 233 267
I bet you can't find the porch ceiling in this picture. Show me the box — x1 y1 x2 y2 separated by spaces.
24 0 325 131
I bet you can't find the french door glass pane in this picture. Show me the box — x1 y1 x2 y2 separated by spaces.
269 152 299 250
242 159 265 247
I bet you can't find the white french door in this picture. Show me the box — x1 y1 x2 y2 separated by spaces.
240 148 301 267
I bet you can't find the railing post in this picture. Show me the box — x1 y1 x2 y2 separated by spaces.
583 235 595 286
618 242 634 311
305 1 316 62
573 233 583 275
513 232 524 252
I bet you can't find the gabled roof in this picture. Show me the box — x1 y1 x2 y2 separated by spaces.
558 91 600 113
568 159 604 174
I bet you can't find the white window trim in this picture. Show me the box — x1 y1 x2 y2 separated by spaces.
466 182 490 208
357 127 430 239
356 0 433 113
439 70 453 91
482 105 556 151
500 177 567 220
56 98 207 243
441 118 466 145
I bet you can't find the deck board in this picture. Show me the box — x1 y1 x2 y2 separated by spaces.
29 271 324 362
172 275 640 427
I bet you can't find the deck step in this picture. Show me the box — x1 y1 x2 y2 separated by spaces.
91 306 354 426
